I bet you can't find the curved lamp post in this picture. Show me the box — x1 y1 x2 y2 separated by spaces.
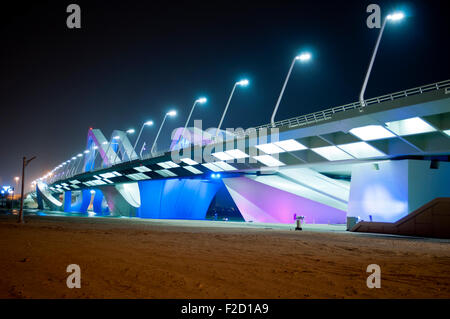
104 135 120 167
271 52 312 127
110 129 134 165
215 79 249 139
132 120 154 160
359 12 405 107
151 110 177 156
181 97 207 146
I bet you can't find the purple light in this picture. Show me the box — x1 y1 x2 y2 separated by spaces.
222 176 346 224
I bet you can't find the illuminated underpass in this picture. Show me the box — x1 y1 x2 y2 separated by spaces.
31 80 450 237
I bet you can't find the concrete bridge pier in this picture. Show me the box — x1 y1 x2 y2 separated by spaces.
91 189 109 215
137 178 222 219
36 183 63 211
97 183 140 217
348 159 450 223
63 189 92 213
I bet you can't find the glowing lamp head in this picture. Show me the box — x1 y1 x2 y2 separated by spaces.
113 135 120 140
387 12 405 21
295 52 312 62
167 110 177 117
144 120 154 126
126 129 135 134
77 153 83 157
15 177 19 181
84 150 90 154
196 97 207 104
102 141 108 145
237 79 249 87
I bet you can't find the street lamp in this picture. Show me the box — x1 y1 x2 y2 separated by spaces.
181 97 207 146
18 155 36 223
359 11 405 107
215 79 249 139
14 177 19 209
112 130 134 165
104 135 120 167
66 158 76 177
271 52 312 127
73 153 84 176
90 142 108 171
132 120 154 160
151 110 177 156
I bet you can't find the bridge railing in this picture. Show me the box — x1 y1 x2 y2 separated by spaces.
237 79 450 135
55 79 450 181
117 79 450 162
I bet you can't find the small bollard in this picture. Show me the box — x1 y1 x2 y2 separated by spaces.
295 216 304 231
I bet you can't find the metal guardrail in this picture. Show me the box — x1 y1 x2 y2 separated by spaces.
244 79 450 133
50 79 450 184
115 79 450 162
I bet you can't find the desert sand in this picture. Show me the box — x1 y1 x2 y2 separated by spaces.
0 213 449 298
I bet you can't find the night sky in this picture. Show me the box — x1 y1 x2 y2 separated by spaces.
1 0 449 191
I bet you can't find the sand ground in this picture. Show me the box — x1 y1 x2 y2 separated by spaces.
0 213 449 298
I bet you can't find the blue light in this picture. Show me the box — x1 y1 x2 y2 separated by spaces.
216 173 221 178
211 173 216 179
210 173 221 179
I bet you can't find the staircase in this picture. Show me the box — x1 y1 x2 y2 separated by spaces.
350 198 450 239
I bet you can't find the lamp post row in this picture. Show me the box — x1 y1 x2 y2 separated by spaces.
37 11 405 184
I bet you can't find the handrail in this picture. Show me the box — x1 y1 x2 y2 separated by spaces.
242 79 450 134
51 79 450 182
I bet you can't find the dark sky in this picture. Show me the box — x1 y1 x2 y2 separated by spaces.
1 0 449 191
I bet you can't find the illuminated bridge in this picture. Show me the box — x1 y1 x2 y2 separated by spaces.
30 80 450 237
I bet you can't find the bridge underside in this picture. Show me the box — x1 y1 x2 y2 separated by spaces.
31 159 450 235
30 82 450 237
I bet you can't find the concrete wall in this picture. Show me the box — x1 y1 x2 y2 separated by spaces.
348 160 450 222
351 198 450 238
